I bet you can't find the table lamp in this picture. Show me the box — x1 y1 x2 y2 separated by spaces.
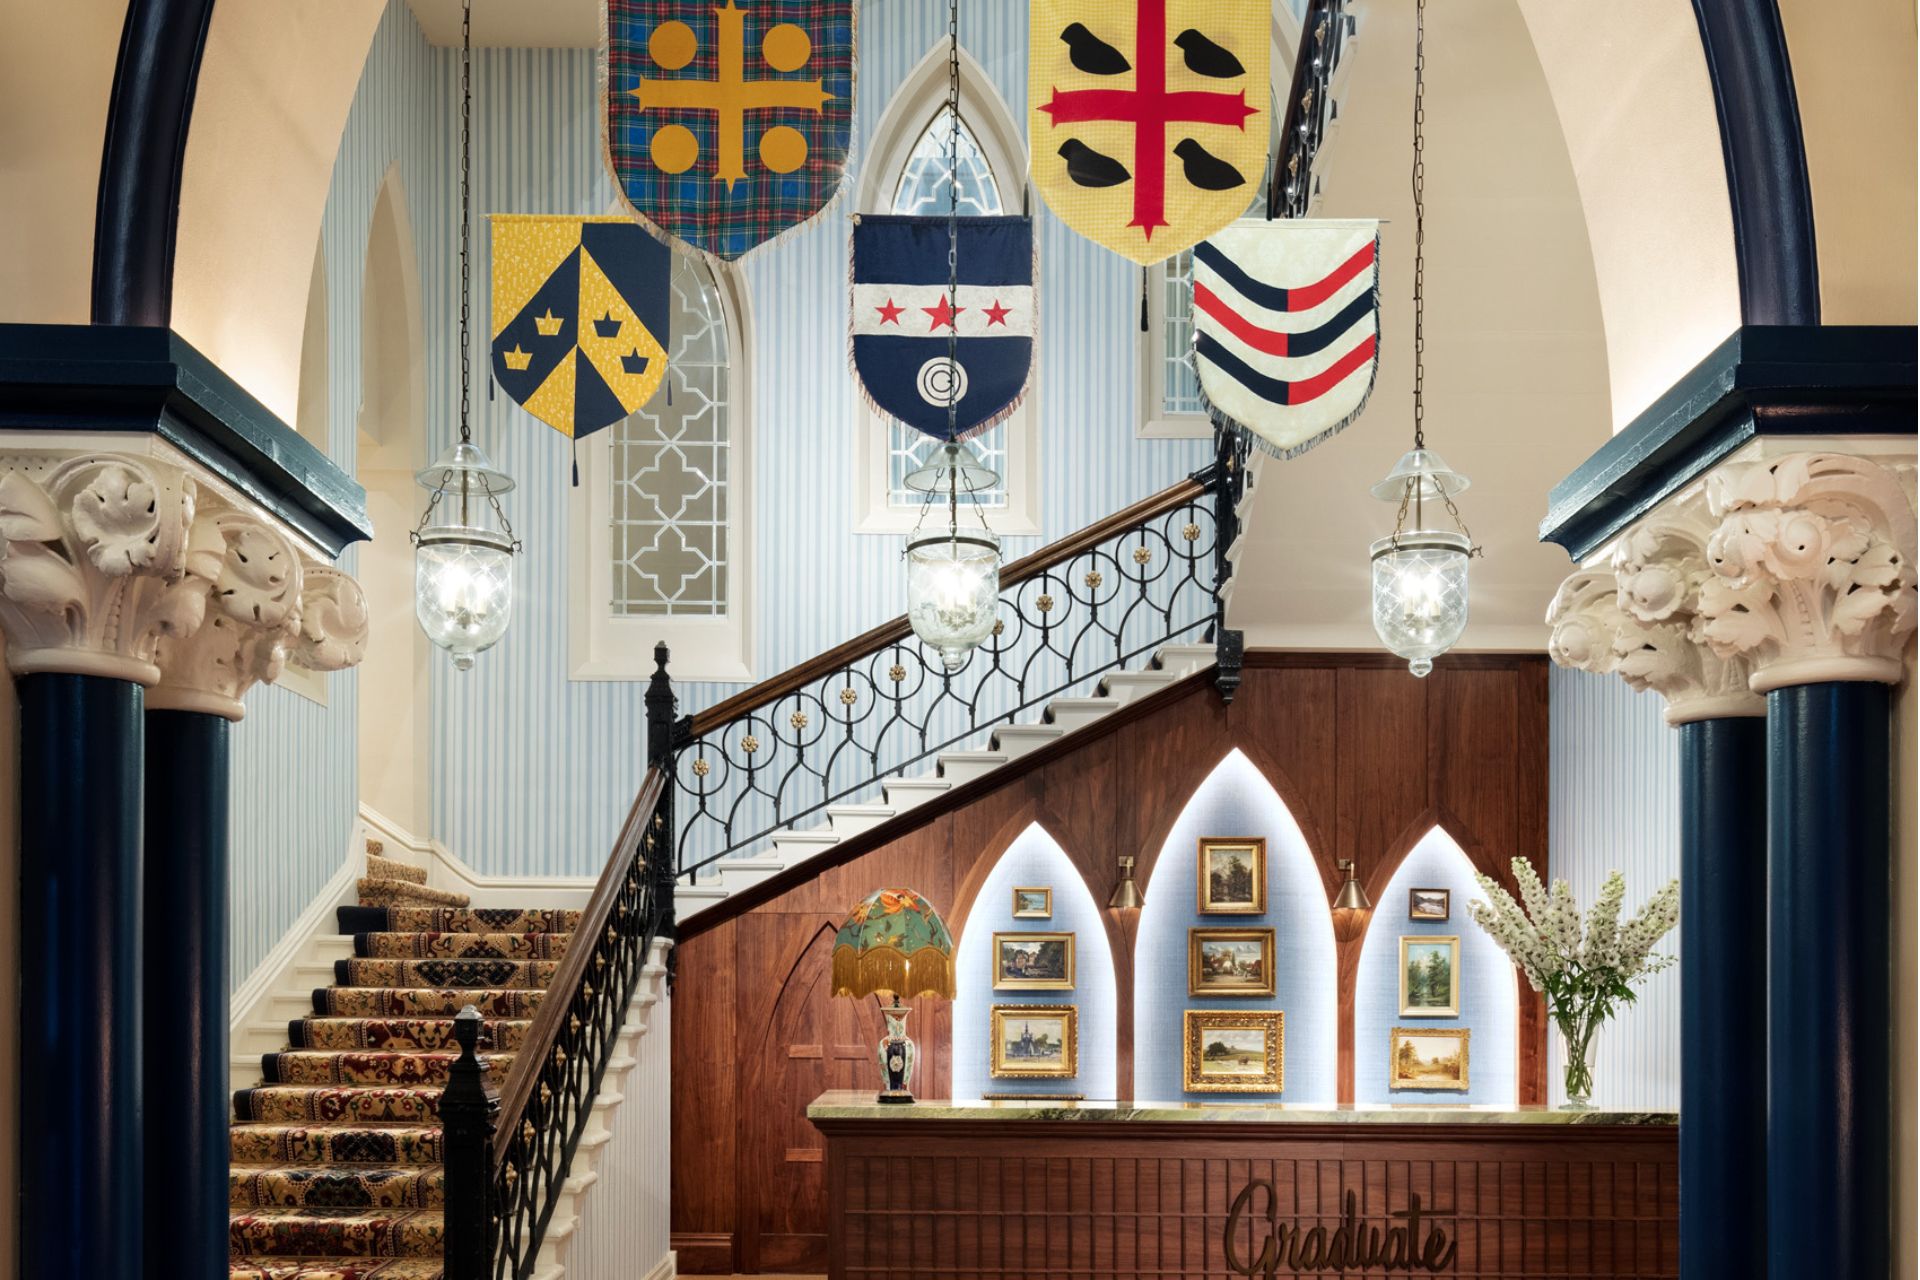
831 887 955 1103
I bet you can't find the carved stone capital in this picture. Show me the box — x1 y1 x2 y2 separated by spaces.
292 564 370 673
0 455 212 683
148 512 306 720
1546 508 1765 725
1699 452 1918 692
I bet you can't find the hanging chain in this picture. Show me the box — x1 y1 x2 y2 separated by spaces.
944 0 962 530
1409 0 1425 453
459 0 474 446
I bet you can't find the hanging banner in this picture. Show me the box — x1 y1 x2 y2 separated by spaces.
1029 0 1269 265
850 215 1035 440
1191 218 1381 458
602 0 856 261
489 214 672 440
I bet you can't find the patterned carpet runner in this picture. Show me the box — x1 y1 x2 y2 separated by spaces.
229 856 576 1279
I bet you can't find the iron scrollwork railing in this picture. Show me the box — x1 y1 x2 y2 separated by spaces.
1269 0 1352 219
667 434 1248 879
442 753 677 1280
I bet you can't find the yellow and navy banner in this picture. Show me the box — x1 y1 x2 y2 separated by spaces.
489 215 671 440
1029 0 1269 265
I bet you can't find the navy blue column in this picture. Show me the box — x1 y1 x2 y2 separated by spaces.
143 708 232 1280
1677 714 1768 1279
17 673 146 1278
1767 681 1892 1278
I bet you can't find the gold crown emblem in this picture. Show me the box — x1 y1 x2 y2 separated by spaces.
534 308 565 336
502 344 533 371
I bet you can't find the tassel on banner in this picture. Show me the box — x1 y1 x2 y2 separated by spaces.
571 436 580 488
666 376 672 407
1140 267 1149 332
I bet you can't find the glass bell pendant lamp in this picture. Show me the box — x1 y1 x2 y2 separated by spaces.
412 442 519 670
904 442 1001 673
410 0 519 672
1369 0 1477 679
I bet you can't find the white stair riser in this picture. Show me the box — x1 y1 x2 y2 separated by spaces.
937 753 1007 784
826 806 895 835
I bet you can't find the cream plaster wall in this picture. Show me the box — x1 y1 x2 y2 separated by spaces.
172 0 386 424
1777 0 1918 325
0 0 126 326
1514 0 1741 431
1230 0 1610 652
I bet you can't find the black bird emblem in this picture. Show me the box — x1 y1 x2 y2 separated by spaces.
1058 138 1131 188
1174 28 1245 78
1173 138 1245 190
1059 22 1131 76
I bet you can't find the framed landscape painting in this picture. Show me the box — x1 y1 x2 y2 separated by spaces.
990 1005 1078 1078
1408 887 1450 921
1389 1026 1470 1091
1183 1009 1284 1093
1399 936 1460 1016
1188 927 1276 997
992 932 1075 990
1011 886 1053 919
1197 837 1266 914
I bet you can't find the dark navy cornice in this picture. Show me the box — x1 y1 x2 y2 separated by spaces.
1540 325 1916 562
0 325 370 558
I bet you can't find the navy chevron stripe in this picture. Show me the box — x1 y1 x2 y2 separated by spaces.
1290 290 1375 357
1196 332 1291 403
1192 239 1292 311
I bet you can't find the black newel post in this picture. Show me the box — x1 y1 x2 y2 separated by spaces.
143 706 234 1280
18 673 147 1278
1676 713 1768 1280
645 641 680 949
1766 681 1892 1279
1208 428 1246 704
442 1005 499 1280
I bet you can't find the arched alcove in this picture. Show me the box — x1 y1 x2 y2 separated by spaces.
953 822 1117 1099
1134 749 1337 1103
354 165 430 833
1352 825 1518 1105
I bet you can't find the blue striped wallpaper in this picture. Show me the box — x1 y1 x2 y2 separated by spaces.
1546 666 1681 1109
228 1 442 991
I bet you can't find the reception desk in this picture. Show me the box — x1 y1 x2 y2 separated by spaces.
808 1093 1677 1278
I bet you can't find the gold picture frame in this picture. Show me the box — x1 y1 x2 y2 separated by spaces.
1408 887 1450 921
1182 1009 1284 1093
990 1005 1078 1078
1389 1026 1470 1091
992 932 1076 990
1196 837 1266 914
1399 935 1460 1017
1011 886 1053 918
1187 927 1276 997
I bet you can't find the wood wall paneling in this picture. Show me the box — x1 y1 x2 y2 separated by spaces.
673 655 1552 1272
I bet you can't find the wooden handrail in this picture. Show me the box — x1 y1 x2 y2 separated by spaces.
687 473 1210 737
489 766 666 1171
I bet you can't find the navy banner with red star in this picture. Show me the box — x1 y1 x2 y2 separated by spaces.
849 215 1034 440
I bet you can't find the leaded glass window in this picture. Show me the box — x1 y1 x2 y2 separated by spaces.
611 255 732 617
885 106 1009 508
1160 249 1203 417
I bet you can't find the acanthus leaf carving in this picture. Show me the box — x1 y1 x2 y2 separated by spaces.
150 512 307 719
0 456 209 682
1699 452 1918 691
292 564 369 673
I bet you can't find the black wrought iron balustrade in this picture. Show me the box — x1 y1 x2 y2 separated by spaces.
1270 0 1351 219
666 440 1247 880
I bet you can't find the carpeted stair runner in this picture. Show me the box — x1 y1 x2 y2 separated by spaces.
353 842 474 911
229 857 581 1278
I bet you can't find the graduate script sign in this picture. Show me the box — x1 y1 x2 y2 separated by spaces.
1224 1184 1458 1274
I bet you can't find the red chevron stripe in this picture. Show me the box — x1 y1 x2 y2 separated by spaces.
1193 281 1288 355
1287 239 1376 310
1286 333 1378 404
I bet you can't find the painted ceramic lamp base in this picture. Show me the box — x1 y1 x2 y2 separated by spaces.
877 1004 918 1104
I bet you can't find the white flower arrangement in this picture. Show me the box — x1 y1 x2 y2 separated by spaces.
1468 858 1678 1104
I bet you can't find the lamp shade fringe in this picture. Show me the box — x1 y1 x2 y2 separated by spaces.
831 943 955 1000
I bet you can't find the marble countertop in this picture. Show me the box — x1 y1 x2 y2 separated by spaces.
807 1091 1676 1126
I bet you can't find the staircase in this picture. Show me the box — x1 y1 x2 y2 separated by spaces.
227 857 662 1279
675 640 1222 920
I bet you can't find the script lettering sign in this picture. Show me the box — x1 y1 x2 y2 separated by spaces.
1225 1184 1458 1275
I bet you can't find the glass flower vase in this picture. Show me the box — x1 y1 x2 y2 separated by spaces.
1557 1012 1599 1109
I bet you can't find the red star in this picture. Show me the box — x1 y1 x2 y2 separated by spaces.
922 295 965 330
875 297 904 325
983 299 1012 327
